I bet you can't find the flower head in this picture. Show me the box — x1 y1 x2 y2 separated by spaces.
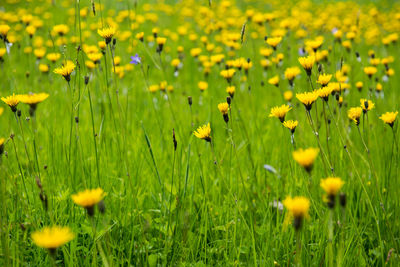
218 103 230 123
296 91 318 110
226 86 235 98
54 61 75 82
98 26 116 44
348 107 362 125
292 147 319 172
363 66 377 78
72 188 106 216
20 93 49 116
194 123 211 142
317 86 333 101
268 75 279 87
298 56 315 75
284 67 301 86
360 99 374 112
379 111 398 127
320 177 344 208
283 120 298 133
130 54 141 65
198 81 208 91
0 137 5 155
317 74 332 86
266 36 282 49
283 196 310 230
269 104 292 122
1 93 21 112
31 226 74 251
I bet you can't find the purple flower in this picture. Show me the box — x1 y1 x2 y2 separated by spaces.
130 54 141 65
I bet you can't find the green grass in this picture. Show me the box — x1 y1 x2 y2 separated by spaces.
0 0 400 266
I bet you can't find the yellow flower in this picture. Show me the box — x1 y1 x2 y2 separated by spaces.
226 86 235 98
47 53 61 64
0 107 3 116
20 93 49 116
52 24 69 36
296 91 318 110
292 147 319 172
218 102 229 115
1 93 21 112
98 26 116 44
198 81 208 91
26 25 36 36
72 188 106 216
348 107 362 125
31 226 74 251
320 177 344 197
317 74 332 86
283 90 293 101
363 66 377 78
283 196 310 230
136 32 144 41
298 56 315 75
268 75 279 86
266 36 282 49
356 81 363 91
379 111 398 127
54 61 75 82
269 104 292 122
360 99 374 112
171 58 181 68
317 85 333 101
190 48 202 57
0 137 5 155
156 37 167 52
220 69 236 83
284 67 301 85
283 120 298 133
194 123 211 142
0 24 10 38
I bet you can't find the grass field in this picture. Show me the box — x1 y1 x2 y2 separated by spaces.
0 0 400 266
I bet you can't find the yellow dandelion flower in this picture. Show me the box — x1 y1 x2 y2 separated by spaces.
194 123 211 142
363 66 377 78
226 86 235 98
72 188 106 216
198 81 208 91
320 177 344 197
269 104 292 122
379 111 398 127
53 61 75 82
31 226 74 251
360 99 374 112
298 56 315 75
292 147 319 172
1 93 21 112
218 103 230 123
283 90 293 101
20 93 49 116
317 85 333 101
266 36 282 49
317 74 332 86
284 67 301 86
283 120 298 133
268 75 279 86
348 107 362 125
283 196 310 230
98 26 116 44
296 91 318 110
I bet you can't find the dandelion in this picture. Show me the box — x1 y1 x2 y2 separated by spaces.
156 37 167 53
284 67 301 87
136 32 144 42
363 66 377 78
298 56 315 76
53 61 75 82
320 177 344 208
317 85 333 101
379 111 398 128
198 81 208 91
194 123 211 142
356 81 363 91
296 91 318 110
283 90 293 102
266 36 282 50
268 75 279 87
31 226 74 254
348 107 362 125
317 74 332 87
0 107 3 116
0 24 10 40
226 86 235 98
130 53 141 65
360 99 374 113
292 147 319 172
220 69 236 83
0 137 5 155
218 102 229 123
283 196 310 230
283 120 298 134
19 93 49 116
71 188 107 216
98 26 116 44
269 104 292 122
1 93 21 112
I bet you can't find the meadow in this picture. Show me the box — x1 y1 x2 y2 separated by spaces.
0 0 399 266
